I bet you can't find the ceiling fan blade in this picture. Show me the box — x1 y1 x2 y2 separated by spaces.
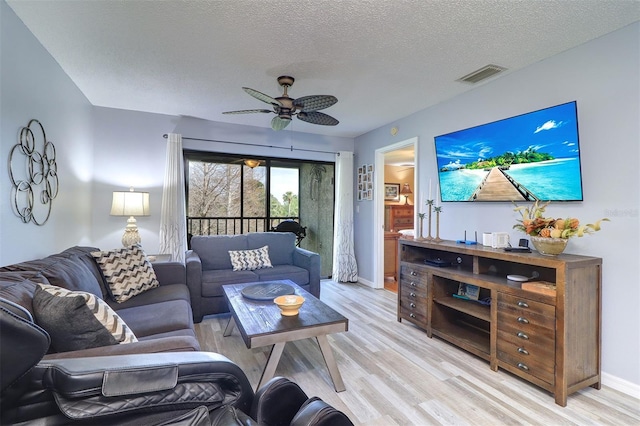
293 95 338 112
243 87 282 106
271 116 291 131
297 111 339 126
222 109 273 115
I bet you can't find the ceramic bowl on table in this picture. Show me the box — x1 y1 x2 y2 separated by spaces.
273 295 305 316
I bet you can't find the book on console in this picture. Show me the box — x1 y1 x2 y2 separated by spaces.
457 283 480 300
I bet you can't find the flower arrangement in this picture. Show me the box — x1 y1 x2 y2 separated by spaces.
513 201 609 239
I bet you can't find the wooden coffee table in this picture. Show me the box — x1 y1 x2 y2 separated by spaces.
222 280 348 392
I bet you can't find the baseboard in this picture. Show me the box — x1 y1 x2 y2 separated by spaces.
358 277 375 288
602 372 640 399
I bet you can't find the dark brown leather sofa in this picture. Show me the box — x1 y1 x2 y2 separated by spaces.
0 297 354 425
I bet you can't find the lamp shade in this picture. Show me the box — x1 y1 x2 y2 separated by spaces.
244 159 261 168
111 190 150 217
400 183 412 195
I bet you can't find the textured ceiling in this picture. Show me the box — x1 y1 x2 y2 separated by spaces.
7 0 640 138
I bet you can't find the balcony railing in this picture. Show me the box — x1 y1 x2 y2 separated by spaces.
187 216 300 236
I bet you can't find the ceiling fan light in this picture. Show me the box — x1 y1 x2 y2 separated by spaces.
278 107 292 120
244 159 260 168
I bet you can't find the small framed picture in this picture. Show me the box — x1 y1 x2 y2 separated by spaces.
457 283 480 300
384 183 400 201
357 163 374 201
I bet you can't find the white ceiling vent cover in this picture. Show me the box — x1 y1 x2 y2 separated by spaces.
457 64 507 84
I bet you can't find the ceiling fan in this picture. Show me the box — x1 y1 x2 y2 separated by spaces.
223 76 339 131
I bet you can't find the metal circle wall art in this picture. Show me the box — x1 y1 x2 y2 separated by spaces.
9 119 59 225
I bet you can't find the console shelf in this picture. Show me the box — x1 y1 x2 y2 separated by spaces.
397 238 602 406
432 319 491 360
433 296 490 322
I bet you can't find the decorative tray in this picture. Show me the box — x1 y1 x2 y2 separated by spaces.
241 282 295 301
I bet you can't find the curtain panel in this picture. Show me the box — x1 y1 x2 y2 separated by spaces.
332 151 358 282
159 133 187 262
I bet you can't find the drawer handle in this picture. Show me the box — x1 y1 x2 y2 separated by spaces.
517 317 530 324
410 281 417 287
517 301 529 308
517 363 529 371
517 347 529 355
516 332 529 340
410 271 417 276
410 303 416 308
409 313 416 318
410 292 416 298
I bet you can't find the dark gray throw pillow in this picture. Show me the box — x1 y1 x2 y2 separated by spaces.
32 284 137 352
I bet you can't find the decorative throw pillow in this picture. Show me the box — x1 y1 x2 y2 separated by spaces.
32 284 137 352
91 245 159 303
229 245 273 271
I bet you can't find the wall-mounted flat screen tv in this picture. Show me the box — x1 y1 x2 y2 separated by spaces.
434 101 583 202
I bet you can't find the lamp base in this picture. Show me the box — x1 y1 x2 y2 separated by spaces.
121 216 141 247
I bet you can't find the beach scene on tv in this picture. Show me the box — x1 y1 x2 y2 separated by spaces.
434 102 583 202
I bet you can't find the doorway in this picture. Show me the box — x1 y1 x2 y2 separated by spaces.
374 137 419 290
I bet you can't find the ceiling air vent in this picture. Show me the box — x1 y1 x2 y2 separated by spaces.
457 64 507 84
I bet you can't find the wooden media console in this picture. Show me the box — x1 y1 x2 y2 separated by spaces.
397 239 602 406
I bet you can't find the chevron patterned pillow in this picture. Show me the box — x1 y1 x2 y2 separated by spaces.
33 284 137 352
91 245 159 303
229 245 273 271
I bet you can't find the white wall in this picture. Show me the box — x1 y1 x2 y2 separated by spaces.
90 107 178 253
0 1 93 265
354 23 640 388
91 110 354 253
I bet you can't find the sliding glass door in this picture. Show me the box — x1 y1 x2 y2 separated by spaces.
184 151 335 277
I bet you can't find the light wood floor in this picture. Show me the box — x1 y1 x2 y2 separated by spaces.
195 280 640 425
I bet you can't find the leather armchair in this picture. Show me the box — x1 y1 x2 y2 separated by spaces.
0 298 353 425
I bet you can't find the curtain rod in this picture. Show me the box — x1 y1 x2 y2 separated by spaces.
162 134 340 156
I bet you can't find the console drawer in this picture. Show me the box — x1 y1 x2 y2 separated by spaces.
498 341 555 385
400 294 427 315
400 305 427 324
400 264 427 283
498 293 555 330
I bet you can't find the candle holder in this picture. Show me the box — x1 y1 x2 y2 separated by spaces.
434 206 443 242
426 200 434 240
416 213 425 240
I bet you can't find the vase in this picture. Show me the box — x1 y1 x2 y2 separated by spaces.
530 236 568 256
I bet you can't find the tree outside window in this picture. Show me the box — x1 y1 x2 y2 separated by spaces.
186 157 299 235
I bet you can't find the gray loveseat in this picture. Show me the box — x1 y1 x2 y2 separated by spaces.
0 246 199 359
186 232 321 322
